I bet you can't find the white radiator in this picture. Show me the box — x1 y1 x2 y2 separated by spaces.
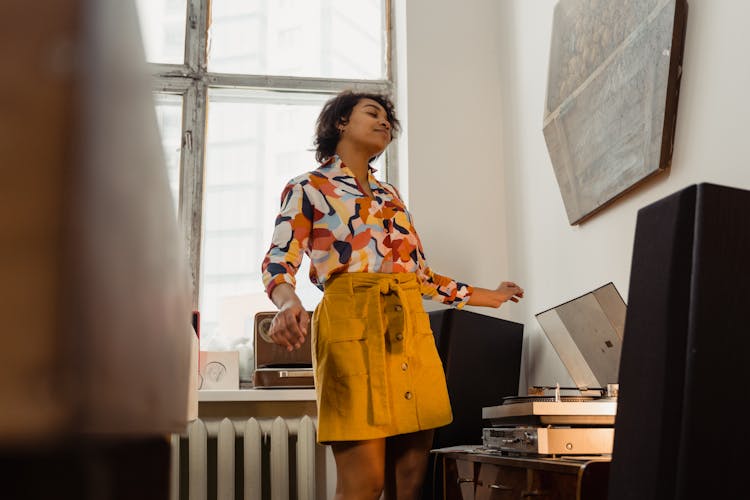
170 415 321 500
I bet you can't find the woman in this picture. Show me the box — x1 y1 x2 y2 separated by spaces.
261 90 523 499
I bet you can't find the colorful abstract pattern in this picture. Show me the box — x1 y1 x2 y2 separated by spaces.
261 156 473 307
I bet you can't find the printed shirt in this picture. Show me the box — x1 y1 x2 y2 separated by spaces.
261 156 473 307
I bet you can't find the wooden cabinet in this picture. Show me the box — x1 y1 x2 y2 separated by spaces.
435 449 610 500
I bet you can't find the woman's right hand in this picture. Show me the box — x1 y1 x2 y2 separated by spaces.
268 284 309 351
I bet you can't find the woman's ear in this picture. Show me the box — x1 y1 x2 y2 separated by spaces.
337 117 348 133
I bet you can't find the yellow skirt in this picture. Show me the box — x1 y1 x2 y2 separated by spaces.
311 272 453 443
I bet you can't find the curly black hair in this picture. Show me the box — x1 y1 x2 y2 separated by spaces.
314 90 401 163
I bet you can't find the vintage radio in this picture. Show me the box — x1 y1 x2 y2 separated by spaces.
252 311 314 389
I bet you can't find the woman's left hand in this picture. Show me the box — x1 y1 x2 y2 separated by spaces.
467 281 524 308
496 281 524 303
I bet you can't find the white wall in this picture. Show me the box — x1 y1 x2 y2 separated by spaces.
398 0 512 310
399 0 750 392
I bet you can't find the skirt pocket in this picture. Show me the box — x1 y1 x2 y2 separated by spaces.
321 318 369 378
411 311 447 372
412 311 433 335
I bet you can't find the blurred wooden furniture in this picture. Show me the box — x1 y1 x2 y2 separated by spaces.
1 1 192 498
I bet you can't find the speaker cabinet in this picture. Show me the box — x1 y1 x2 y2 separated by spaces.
422 308 524 499
609 183 750 499
429 308 524 447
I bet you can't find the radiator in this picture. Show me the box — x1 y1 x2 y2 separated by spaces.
170 416 322 500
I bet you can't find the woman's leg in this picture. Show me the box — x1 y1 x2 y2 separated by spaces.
331 438 386 500
383 429 435 500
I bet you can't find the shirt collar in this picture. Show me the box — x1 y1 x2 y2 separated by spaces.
329 154 378 175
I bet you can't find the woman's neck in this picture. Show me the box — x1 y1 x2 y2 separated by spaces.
335 144 371 181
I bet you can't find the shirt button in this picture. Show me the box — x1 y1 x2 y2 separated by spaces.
394 305 403 312
401 362 408 371
404 391 412 400
395 333 404 341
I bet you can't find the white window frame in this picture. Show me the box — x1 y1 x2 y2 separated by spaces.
148 0 398 307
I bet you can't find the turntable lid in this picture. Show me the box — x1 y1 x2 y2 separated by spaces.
535 283 625 389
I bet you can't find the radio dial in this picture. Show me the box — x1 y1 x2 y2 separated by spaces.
258 317 274 343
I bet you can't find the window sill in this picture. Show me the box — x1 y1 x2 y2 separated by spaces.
198 388 316 402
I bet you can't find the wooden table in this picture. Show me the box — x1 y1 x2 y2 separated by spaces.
431 447 610 500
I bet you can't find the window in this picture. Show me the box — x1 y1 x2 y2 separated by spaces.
152 93 183 215
135 1 395 356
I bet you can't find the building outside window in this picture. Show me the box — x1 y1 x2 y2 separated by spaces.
134 0 394 377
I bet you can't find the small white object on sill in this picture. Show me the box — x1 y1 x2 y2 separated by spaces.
199 351 240 390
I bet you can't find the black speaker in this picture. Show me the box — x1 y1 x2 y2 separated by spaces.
422 308 524 499
429 308 524 447
609 183 750 500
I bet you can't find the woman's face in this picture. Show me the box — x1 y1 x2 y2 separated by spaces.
339 98 393 156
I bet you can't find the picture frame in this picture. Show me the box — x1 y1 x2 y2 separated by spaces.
543 0 688 225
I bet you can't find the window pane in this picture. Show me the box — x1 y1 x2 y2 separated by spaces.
135 0 187 64
153 93 183 215
208 0 386 79
199 90 329 355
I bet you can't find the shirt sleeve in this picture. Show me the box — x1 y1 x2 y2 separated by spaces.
261 180 313 298
384 181 473 308
414 233 474 308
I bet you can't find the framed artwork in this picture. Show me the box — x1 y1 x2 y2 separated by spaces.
543 0 688 225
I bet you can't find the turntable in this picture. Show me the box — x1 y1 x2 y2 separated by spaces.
482 283 625 456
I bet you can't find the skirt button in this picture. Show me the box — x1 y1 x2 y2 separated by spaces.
404 391 413 400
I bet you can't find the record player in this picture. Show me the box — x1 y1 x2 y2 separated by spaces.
252 311 315 389
482 283 625 456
